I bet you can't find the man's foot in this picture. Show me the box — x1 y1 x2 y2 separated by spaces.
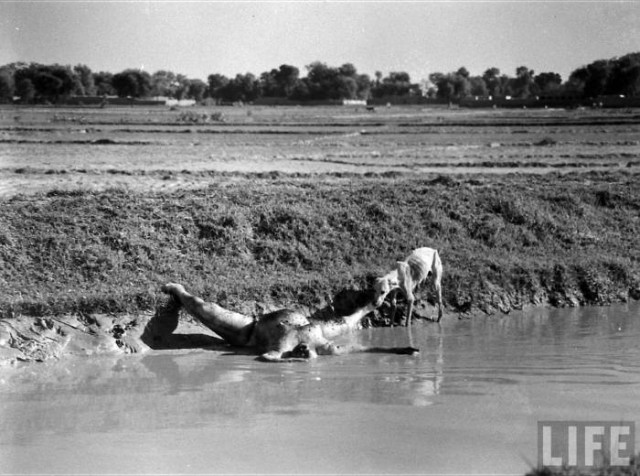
161 283 185 296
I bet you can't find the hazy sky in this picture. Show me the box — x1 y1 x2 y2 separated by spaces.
1 1 639 83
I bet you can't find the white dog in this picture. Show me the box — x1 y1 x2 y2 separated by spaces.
374 247 443 326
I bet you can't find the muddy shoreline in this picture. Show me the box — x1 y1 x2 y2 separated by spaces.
2 292 638 366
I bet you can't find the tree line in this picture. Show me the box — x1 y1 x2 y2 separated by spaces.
0 52 638 105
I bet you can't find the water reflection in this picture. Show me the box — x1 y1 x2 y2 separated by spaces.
0 329 445 441
3 303 640 434
1 302 639 474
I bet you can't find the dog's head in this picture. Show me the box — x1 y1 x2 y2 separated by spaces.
373 277 392 307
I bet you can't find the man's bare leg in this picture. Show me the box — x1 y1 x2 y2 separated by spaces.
141 294 182 347
162 283 255 347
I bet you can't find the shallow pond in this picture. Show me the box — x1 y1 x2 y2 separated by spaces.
1 302 639 475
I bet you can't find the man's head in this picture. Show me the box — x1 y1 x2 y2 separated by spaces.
287 341 321 359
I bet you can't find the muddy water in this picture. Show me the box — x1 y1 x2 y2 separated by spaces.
1 302 639 475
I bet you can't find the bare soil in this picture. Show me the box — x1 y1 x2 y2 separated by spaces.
1 105 639 196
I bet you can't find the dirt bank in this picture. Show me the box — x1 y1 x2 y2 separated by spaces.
1 171 639 363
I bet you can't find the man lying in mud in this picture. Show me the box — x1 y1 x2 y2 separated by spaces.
146 283 419 362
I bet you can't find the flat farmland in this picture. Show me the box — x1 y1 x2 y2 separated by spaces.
1 105 639 195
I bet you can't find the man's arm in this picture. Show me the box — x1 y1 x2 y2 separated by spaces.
321 342 419 356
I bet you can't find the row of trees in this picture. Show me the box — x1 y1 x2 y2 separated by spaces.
0 63 209 104
1 52 638 104
428 66 563 101
427 53 637 101
0 61 423 104
566 52 640 98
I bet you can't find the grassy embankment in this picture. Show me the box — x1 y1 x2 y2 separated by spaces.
1 171 639 322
